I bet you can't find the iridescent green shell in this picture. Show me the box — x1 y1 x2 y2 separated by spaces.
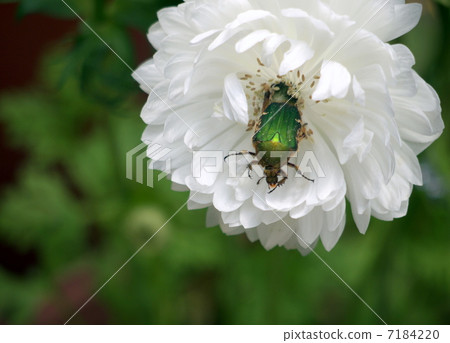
252 83 302 167
253 102 301 153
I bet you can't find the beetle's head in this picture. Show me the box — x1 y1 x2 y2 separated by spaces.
264 168 279 189
266 177 278 189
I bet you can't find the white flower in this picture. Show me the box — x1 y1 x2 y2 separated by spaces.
133 0 444 254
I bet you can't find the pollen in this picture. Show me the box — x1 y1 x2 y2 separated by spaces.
237 64 317 131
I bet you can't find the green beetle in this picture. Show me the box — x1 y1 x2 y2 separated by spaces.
226 82 313 193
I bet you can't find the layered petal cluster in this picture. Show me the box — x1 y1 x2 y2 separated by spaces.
134 0 444 254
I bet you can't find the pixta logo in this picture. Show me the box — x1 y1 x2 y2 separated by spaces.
126 142 171 188
127 145 326 188
193 150 326 179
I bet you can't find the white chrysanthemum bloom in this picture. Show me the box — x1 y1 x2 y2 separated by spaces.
134 0 443 254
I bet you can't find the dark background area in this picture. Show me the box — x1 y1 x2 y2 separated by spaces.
0 0 449 325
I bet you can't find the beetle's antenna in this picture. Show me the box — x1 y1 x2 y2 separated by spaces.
287 162 314 183
224 151 257 162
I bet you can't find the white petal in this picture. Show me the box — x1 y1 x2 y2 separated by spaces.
245 227 259 242
208 10 277 51
290 203 314 220
261 211 287 226
281 8 334 36
132 60 162 93
351 75 365 105
222 210 241 228
312 61 351 100
221 223 245 236
278 41 314 76
157 7 189 35
262 33 289 66
188 192 213 210
352 207 371 234
228 10 277 30
323 200 346 232
239 200 263 228
190 29 220 45
206 207 220 227
256 220 294 250
297 207 323 245
235 29 272 53
373 3 422 42
147 22 165 51
223 74 249 125
320 212 346 251
213 183 243 212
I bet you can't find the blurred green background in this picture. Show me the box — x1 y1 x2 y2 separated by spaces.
0 0 449 325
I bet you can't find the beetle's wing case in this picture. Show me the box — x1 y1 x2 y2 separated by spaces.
253 102 301 152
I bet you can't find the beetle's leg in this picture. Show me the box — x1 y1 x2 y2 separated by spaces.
247 160 259 178
262 86 271 111
268 187 277 194
224 150 256 161
287 162 314 182
301 123 308 140
279 169 288 186
257 177 264 185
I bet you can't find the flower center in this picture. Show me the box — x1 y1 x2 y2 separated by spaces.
239 58 325 134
